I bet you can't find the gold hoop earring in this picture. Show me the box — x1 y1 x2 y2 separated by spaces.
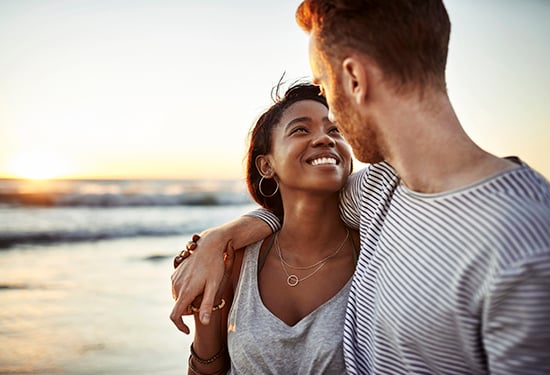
259 176 279 198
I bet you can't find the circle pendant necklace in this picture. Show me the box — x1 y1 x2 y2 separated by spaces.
275 229 349 287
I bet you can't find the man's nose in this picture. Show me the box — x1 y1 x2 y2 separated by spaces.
328 109 336 123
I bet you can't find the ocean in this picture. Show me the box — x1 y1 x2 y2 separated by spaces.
0 178 257 374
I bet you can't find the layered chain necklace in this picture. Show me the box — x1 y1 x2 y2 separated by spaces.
276 228 350 287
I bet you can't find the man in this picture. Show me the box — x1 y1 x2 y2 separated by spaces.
171 1 550 373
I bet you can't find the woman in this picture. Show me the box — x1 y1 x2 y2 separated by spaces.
181 82 359 374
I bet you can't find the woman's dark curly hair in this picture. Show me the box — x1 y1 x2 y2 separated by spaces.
246 80 328 221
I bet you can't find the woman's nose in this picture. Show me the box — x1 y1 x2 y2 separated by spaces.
312 132 335 147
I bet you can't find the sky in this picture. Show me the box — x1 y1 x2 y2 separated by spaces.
0 0 549 180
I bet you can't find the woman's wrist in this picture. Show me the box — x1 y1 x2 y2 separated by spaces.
190 336 228 374
188 354 228 375
190 343 226 365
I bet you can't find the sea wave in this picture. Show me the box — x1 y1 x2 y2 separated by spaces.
0 191 252 207
0 178 253 207
0 225 190 249
0 179 257 249
0 201 258 249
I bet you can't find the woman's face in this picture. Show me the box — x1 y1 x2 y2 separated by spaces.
265 99 352 195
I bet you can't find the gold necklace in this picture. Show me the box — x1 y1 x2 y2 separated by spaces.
277 228 350 270
275 228 350 287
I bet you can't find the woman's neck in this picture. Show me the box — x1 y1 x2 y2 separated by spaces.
278 195 347 256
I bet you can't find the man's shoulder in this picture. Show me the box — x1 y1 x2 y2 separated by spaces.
487 161 550 205
463 163 550 261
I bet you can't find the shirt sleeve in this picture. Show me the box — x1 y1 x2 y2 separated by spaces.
339 167 369 230
244 208 281 233
483 252 550 374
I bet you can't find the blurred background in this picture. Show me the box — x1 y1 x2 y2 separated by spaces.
1 0 549 373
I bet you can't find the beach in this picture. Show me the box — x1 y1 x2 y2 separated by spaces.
0 179 256 374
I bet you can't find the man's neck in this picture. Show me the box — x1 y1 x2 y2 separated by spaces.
378 92 517 193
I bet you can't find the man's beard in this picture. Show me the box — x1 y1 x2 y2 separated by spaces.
330 88 384 164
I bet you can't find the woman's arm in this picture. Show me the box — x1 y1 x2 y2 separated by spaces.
170 214 273 332
186 244 246 375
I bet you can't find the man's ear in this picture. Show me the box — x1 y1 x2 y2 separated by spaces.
255 155 273 177
342 56 368 105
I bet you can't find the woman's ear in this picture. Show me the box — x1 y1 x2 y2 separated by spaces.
255 155 273 177
342 56 368 105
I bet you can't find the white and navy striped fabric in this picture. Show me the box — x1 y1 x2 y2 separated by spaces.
251 159 550 374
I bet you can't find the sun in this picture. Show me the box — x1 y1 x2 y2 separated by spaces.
7 151 72 180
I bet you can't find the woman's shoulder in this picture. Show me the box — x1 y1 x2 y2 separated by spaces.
231 237 272 290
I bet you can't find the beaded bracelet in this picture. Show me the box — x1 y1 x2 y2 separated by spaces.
190 343 226 365
173 233 201 269
187 355 228 375
187 299 225 314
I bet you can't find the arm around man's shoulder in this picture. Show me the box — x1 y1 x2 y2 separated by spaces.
339 161 398 230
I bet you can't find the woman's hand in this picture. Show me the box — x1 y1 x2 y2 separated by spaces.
183 241 236 317
170 228 229 333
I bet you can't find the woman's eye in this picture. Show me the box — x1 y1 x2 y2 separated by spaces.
290 127 308 134
329 127 340 134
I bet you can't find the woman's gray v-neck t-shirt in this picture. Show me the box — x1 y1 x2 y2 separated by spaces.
227 239 351 374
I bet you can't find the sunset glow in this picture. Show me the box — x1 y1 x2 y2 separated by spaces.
7 151 73 180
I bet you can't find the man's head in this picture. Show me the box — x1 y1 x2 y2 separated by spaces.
296 0 451 162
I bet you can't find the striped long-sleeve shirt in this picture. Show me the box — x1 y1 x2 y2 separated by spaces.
251 159 550 374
